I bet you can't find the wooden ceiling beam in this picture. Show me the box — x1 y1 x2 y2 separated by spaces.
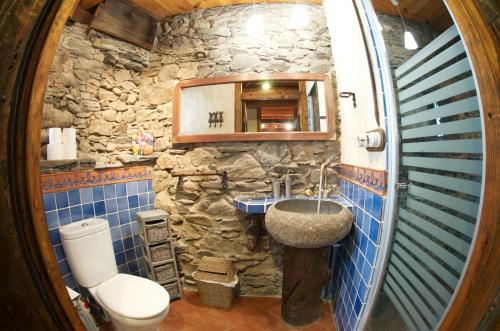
79 0 103 10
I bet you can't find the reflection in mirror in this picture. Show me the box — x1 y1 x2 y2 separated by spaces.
239 80 327 133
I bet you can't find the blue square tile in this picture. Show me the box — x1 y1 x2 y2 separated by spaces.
131 222 139 235
138 257 145 269
354 295 362 316
367 241 377 266
82 203 95 219
45 211 59 229
128 195 139 209
63 274 76 289
128 261 139 273
123 236 134 250
126 181 138 195
119 211 130 224
92 186 104 201
68 189 81 206
105 199 118 214
358 280 368 302
118 264 129 274
135 246 143 258
138 193 148 207
364 191 373 213
362 260 373 284
49 229 61 245
108 213 119 227
112 240 124 253
133 234 141 247
360 234 368 255
139 268 147 278
369 218 380 243
94 201 106 217
138 180 148 193
55 191 69 209
80 188 93 204
117 197 128 211
110 226 122 241
130 209 139 222
121 224 132 238
115 252 126 265
362 212 371 235
58 208 71 226
58 259 71 276
357 187 365 208
116 183 127 197
147 179 153 192
104 184 116 199
125 248 137 261
372 195 382 220
70 206 83 222
43 193 57 211
53 245 66 262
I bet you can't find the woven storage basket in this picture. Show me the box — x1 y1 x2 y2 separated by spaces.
194 257 238 308
144 220 169 242
153 262 176 282
150 242 172 263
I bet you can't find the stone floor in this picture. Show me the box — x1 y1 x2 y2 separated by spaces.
159 291 336 331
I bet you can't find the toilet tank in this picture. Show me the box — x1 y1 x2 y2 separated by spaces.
60 218 118 288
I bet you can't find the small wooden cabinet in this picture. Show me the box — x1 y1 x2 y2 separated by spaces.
137 209 182 300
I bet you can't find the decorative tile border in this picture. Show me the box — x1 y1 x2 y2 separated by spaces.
338 164 387 196
41 166 153 193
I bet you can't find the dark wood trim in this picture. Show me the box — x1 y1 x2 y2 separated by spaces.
438 1 500 330
173 73 336 143
234 83 242 133
25 0 85 328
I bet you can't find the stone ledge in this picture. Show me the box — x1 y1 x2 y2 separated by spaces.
40 158 96 174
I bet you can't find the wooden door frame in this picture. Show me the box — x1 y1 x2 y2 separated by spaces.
0 0 497 329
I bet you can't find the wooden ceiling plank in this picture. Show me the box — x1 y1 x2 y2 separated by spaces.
79 0 104 10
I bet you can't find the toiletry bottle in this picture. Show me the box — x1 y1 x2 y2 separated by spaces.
285 171 291 198
272 180 281 200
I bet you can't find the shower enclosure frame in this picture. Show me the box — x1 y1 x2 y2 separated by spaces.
0 0 497 330
353 0 499 330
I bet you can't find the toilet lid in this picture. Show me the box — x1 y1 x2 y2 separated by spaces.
96 274 170 320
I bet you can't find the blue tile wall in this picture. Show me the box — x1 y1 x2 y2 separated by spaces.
332 179 385 331
43 179 154 290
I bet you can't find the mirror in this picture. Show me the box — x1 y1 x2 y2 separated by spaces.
173 73 335 143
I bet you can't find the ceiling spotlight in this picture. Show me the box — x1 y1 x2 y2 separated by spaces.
290 2 309 29
247 1 264 38
262 82 271 90
395 5 418 50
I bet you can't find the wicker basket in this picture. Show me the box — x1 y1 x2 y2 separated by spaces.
150 242 172 263
144 220 169 242
153 262 176 282
194 257 238 308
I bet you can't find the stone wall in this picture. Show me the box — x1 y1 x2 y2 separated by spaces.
376 13 441 72
42 4 339 295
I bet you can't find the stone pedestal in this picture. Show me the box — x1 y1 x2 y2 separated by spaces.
281 245 331 326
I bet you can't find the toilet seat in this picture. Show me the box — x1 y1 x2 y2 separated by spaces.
96 273 170 320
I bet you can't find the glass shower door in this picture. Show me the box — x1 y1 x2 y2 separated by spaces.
379 24 484 331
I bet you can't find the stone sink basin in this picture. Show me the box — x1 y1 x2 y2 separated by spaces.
265 199 353 248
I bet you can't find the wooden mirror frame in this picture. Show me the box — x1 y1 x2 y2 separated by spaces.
172 73 336 143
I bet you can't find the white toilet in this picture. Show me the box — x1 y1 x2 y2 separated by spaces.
60 218 170 331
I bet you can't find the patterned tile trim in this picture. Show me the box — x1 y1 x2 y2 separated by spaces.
41 166 153 193
338 164 387 196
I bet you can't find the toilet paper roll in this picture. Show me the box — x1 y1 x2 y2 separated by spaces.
62 143 77 160
62 128 77 145
47 143 63 160
48 128 62 144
